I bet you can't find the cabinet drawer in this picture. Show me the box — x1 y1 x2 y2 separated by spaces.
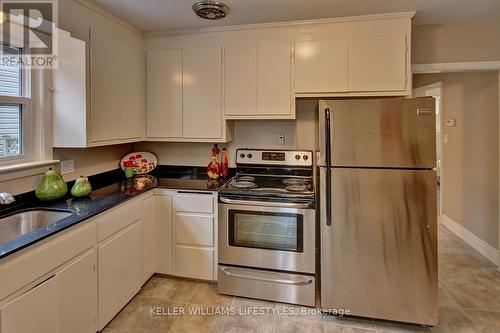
175 246 214 280
175 214 213 246
174 193 213 214
97 199 141 242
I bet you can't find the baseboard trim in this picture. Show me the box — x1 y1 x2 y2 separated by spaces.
441 214 499 265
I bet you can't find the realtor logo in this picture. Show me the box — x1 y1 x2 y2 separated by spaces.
0 0 58 68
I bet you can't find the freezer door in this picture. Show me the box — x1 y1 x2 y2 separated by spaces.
320 167 438 325
318 98 436 168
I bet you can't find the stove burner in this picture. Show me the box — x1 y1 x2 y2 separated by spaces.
285 184 308 192
238 176 255 182
231 181 257 189
283 178 307 186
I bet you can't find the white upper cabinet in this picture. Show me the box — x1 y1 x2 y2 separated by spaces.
90 29 122 142
53 30 87 148
91 28 144 143
52 26 145 148
348 34 407 92
293 34 408 95
257 42 292 116
224 44 257 116
183 46 223 139
120 41 144 140
224 43 293 119
146 49 183 138
146 46 232 142
293 39 348 93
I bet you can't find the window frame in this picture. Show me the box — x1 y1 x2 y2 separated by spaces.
0 50 35 167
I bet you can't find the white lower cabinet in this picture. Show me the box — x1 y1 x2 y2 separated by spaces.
0 274 61 333
0 190 218 332
142 194 157 282
155 193 174 275
98 221 142 330
173 191 217 281
59 249 98 333
175 214 214 247
175 246 214 281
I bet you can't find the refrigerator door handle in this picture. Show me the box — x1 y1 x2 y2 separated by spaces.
325 108 332 166
325 108 332 227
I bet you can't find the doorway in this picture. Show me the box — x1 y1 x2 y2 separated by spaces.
413 82 443 221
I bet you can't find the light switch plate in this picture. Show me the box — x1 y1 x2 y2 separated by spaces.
445 118 456 127
277 133 286 145
60 160 75 175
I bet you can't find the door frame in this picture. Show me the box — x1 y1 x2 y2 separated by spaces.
412 82 443 220
413 62 500 271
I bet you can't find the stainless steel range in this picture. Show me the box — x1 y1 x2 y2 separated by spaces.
217 149 316 307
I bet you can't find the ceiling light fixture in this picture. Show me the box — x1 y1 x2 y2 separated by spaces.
192 1 229 20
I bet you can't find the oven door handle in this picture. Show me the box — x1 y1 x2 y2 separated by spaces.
219 267 313 286
219 197 310 209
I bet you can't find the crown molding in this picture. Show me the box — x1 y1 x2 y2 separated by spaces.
145 11 416 37
412 61 500 73
73 0 143 36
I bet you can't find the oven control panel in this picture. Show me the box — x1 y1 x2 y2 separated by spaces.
236 149 313 166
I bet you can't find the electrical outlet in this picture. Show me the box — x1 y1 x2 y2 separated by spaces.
277 133 286 145
60 160 75 175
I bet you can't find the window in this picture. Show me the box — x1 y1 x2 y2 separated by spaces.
0 44 32 164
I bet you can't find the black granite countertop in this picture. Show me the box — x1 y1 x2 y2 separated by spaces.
0 166 233 259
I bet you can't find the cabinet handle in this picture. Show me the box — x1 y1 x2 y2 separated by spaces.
177 191 213 195
417 108 433 116
27 274 56 293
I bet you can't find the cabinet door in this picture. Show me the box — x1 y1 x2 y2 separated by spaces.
142 195 156 282
147 49 183 138
257 42 291 115
156 195 173 275
59 249 97 333
53 31 87 148
0 275 60 333
348 34 407 92
120 42 144 140
182 46 223 138
98 222 142 330
294 39 348 93
90 28 121 142
224 44 257 116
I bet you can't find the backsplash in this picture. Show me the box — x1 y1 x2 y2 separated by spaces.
136 99 319 167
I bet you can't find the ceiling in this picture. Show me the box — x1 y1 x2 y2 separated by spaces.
91 0 500 33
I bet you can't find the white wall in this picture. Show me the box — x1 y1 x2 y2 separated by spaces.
136 99 319 167
414 72 499 249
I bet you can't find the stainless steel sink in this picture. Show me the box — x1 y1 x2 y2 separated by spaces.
0 209 73 244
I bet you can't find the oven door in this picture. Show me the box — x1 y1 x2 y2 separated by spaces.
218 201 315 274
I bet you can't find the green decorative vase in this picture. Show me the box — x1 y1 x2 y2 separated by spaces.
71 176 92 198
35 168 68 201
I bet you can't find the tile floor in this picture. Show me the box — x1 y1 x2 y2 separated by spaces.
103 225 500 333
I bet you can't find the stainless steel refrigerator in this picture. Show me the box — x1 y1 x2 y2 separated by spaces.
318 98 438 326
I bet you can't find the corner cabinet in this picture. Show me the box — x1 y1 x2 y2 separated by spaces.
224 43 293 119
52 28 145 148
146 46 233 142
